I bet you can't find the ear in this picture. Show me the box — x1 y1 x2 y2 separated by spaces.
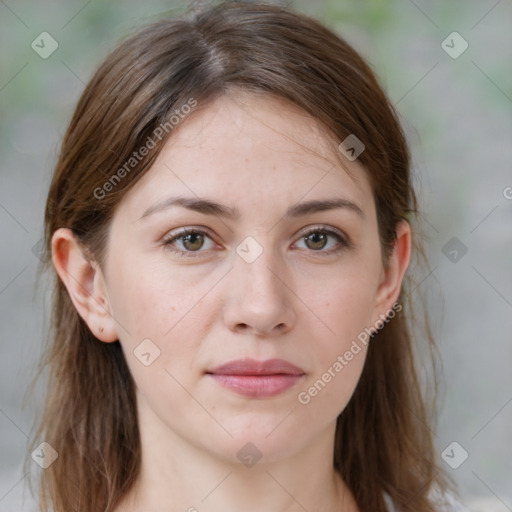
51 227 118 343
371 220 412 325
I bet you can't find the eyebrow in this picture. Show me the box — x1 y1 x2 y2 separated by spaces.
138 196 364 221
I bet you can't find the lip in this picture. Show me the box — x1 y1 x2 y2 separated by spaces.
206 358 306 398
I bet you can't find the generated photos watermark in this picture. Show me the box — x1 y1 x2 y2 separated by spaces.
297 302 402 405
93 97 197 200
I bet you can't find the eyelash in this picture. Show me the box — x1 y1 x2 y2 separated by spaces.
162 226 351 258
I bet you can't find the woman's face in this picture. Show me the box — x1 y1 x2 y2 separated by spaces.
98 91 403 464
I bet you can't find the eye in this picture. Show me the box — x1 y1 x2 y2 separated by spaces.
162 226 351 258
293 227 350 254
162 228 217 257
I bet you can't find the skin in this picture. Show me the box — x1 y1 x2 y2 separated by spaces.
52 91 411 512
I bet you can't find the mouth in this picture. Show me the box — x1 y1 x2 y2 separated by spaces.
205 358 306 398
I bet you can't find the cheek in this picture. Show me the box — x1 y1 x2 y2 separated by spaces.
108 251 201 337
107 253 220 378
296 289 371 420
108 262 171 339
312 270 379 354
295 264 378 412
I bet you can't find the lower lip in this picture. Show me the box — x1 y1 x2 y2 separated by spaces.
208 374 304 398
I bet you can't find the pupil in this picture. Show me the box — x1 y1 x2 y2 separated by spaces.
307 232 326 250
184 233 203 250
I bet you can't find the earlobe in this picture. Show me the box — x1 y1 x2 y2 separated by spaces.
372 220 412 322
51 228 118 343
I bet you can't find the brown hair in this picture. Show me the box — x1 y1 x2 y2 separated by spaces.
27 1 458 510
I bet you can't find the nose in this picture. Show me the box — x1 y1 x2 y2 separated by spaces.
222 247 296 337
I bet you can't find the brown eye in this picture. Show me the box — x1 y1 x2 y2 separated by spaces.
181 232 205 251
294 227 350 254
163 228 217 257
304 232 328 250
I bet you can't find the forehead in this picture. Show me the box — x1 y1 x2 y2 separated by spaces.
117 91 374 221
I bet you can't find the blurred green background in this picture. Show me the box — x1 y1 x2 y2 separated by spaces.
1 1 511 510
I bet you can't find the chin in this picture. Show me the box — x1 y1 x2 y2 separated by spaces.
205 420 307 466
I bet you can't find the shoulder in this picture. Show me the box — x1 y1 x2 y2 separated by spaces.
433 491 471 512
383 489 470 511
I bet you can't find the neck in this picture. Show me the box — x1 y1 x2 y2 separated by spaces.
115 392 358 512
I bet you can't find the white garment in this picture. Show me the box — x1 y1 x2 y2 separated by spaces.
383 489 470 511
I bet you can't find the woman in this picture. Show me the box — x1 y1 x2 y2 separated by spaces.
28 1 468 511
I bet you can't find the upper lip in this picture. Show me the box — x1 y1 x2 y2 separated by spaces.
207 358 305 376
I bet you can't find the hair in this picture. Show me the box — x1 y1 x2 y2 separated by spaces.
27 1 459 511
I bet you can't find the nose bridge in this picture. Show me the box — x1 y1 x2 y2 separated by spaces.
257 261 283 296
235 238 285 303
223 235 295 334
